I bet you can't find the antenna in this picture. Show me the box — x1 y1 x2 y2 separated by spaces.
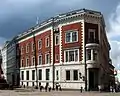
36 17 39 25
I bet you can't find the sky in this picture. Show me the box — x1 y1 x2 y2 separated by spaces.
0 0 120 69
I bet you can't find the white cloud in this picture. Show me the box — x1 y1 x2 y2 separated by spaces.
108 2 120 69
108 2 120 39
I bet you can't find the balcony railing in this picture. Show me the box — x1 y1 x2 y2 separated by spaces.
87 38 99 44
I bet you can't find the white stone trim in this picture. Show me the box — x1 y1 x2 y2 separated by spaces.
59 25 62 64
81 21 85 63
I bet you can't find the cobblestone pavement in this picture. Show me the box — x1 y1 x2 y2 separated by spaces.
0 88 120 96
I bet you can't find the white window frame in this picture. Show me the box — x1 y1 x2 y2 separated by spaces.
45 53 50 64
38 55 42 65
32 42 35 52
55 34 59 45
26 57 29 67
64 49 79 63
21 46 24 55
56 70 59 80
88 29 95 39
38 39 42 49
65 30 78 43
55 54 59 61
45 36 50 47
73 70 79 81
31 56 35 66
21 59 24 67
26 43 29 53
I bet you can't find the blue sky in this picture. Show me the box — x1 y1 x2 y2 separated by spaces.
0 0 120 69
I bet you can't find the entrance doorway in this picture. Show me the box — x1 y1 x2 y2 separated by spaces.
89 68 99 91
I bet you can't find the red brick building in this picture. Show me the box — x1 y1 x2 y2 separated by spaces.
17 9 114 90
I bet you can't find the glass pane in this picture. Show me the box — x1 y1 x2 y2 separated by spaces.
66 32 71 42
69 51 74 61
73 70 78 80
72 32 77 42
75 50 78 61
66 70 70 80
87 49 91 60
65 51 68 62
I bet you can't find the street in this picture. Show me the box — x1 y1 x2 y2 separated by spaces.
0 88 120 96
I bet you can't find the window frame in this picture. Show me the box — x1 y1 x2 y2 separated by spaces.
45 53 50 64
21 59 24 67
26 70 29 80
45 36 50 47
66 70 70 80
32 70 35 80
38 55 42 65
21 71 24 80
38 69 42 80
26 43 29 53
88 29 95 39
64 49 79 63
38 39 42 49
31 56 35 66
65 30 78 43
46 69 50 80
73 70 78 80
26 57 29 67
55 34 59 45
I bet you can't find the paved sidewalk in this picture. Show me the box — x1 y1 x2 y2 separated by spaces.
0 88 120 96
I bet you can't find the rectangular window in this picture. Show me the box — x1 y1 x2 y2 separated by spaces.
32 57 35 66
38 39 42 49
32 70 35 80
65 30 78 43
56 70 59 80
26 58 29 67
55 34 59 45
55 54 59 61
45 53 50 64
26 43 29 53
46 69 50 80
38 55 42 65
39 69 42 80
21 47 24 54
26 71 29 80
45 37 49 47
73 70 78 80
88 29 95 40
66 70 70 80
65 49 79 62
21 71 24 80
32 42 35 52
93 50 97 60
87 49 91 60
21 59 24 67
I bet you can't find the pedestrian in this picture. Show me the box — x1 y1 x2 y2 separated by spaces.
80 86 83 93
48 85 51 92
39 85 43 92
45 85 48 92
59 85 62 91
56 83 58 91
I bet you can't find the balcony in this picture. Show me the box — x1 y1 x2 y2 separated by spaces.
86 38 99 48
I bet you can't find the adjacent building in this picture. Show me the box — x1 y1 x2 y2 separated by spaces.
15 9 114 90
1 38 20 86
